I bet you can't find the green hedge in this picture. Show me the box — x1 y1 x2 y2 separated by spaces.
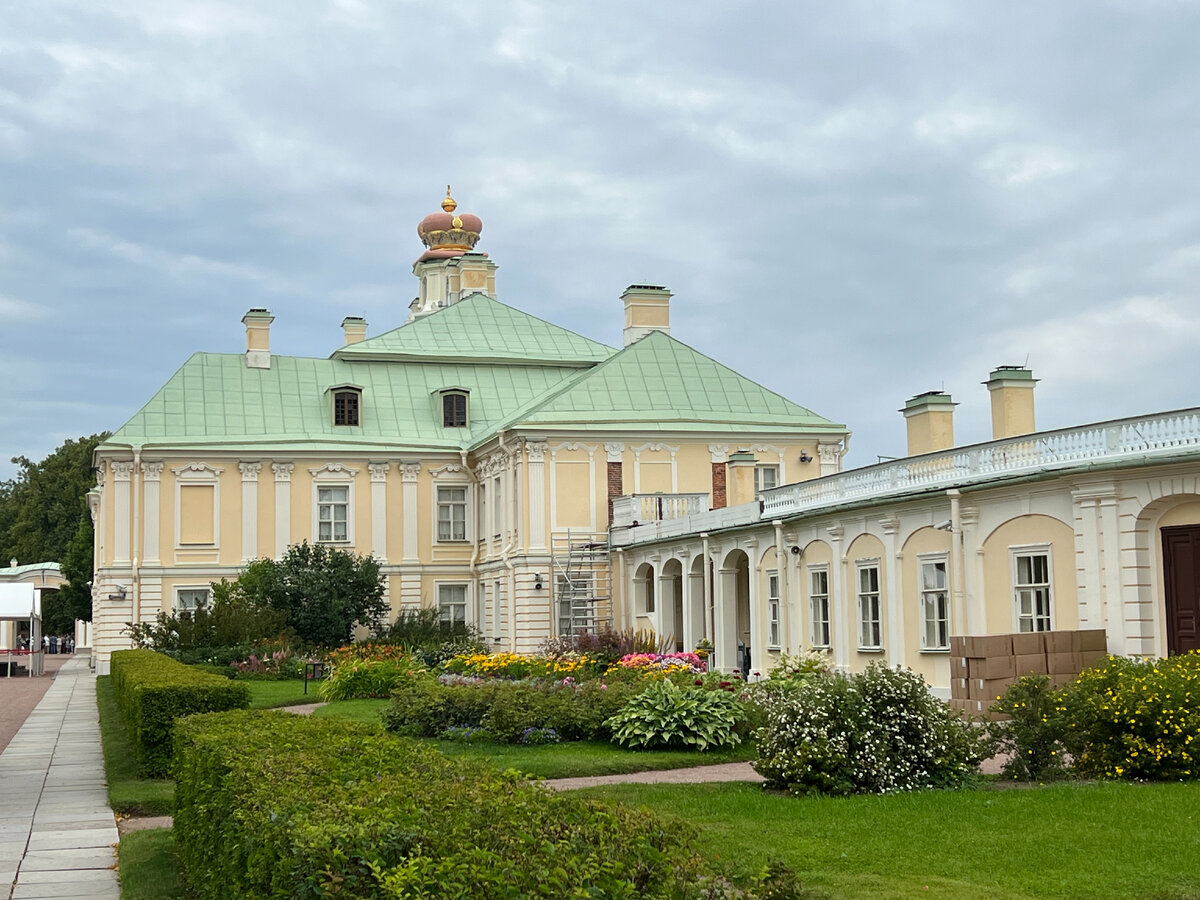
174 710 722 899
109 649 250 776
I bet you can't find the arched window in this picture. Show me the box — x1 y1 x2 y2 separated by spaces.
332 388 361 426
442 390 468 427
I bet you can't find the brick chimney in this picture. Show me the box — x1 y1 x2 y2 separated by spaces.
902 391 956 456
985 366 1037 439
621 285 672 346
242 308 274 369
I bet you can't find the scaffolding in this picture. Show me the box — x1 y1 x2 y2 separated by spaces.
551 530 612 635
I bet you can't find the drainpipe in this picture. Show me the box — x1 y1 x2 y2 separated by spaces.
773 520 788 653
131 446 142 626
948 489 966 636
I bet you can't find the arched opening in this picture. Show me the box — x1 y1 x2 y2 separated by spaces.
634 562 655 618
715 549 750 673
661 559 684 652
688 553 707 653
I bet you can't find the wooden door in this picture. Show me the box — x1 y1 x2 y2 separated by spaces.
1162 525 1200 655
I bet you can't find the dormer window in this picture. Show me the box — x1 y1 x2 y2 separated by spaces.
442 390 468 427
333 388 361 426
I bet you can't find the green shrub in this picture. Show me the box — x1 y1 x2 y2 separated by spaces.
753 663 987 795
383 675 642 743
173 709 728 899
372 607 487 661
319 654 421 701
988 675 1068 781
607 678 743 751
1060 651 1200 780
110 649 249 776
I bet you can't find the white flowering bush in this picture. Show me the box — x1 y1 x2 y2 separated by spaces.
767 648 834 682
752 662 988 795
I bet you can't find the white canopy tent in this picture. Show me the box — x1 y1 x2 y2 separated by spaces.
0 583 43 677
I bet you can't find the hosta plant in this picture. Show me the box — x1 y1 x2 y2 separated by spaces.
606 678 743 751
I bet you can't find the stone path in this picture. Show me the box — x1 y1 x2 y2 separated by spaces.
0 657 119 899
543 761 766 791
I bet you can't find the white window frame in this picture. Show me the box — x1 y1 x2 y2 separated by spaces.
918 553 950 651
856 560 882 651
754 464 780 495
436 582 469 627
309 465 357 546
316 484 351 543
808 565 830 649
174 586 211 617
436 484 469 543
767 570 781 649
1012 544 1054 633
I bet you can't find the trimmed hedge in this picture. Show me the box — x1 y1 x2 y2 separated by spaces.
174 710 726 899
110 649 250 776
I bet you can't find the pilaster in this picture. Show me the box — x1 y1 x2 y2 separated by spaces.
141 462 163 566
526 441 548 551
111 460 134 566
369 462 390 563
239 462 261 562
272 462 293 558
401 461 421 563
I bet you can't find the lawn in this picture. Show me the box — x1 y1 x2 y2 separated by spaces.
244 678 319 708
95 676 174 816
117 829 183 900
577 780 1200 900
311 699 757 778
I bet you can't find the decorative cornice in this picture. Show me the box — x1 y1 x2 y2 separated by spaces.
238 462 262 482
708 444 729 463
817 442 842 464
826 524 845 540
170 462 223 478
879 514 900 535
549 441 593 455
272 462 294 483
110 461 135 481
140 462 164 482
604 443 625 463
632 442 678 456
308 463 359 479
400 461 421 483
368 462 390 483
429 464 466 480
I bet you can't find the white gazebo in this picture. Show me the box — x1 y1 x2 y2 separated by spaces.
0 583 44 677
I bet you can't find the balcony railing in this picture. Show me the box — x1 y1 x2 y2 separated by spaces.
610 407 1200 546
611 493 709 528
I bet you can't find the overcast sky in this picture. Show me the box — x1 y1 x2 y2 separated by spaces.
3 1 1199 480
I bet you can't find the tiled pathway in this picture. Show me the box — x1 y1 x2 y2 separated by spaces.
0 657 119 899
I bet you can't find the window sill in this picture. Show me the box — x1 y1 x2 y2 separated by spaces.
766 645 781 652
316 539 353 545
919 648 950 654
856 647 885 654
436 540 471 545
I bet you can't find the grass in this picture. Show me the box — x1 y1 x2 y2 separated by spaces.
577 780 1200 899
311 700 756 779
95 676 174 816
244 678 320 708
117 829 183 900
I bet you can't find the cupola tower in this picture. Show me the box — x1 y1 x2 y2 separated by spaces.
409 187 498 319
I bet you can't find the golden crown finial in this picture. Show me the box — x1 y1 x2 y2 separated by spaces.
441 185 457 213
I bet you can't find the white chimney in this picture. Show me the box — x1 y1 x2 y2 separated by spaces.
242 308 274 369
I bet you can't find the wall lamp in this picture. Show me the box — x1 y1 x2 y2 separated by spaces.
108 585 128 601
534 574 543 590
799 451 813 463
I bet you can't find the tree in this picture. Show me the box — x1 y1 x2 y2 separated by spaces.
221 542 387 647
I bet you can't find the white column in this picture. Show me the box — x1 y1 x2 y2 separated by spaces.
141 462 162 566
715 565 739 673
961 506 984 634
239 462 261 562
881 515 903 666
272 463 293 558
1097 494 1125 656
526 441 547 551
369 462 389 563
111 461 134 566
745 539 765 676
401 461 421 563
827 524 849 670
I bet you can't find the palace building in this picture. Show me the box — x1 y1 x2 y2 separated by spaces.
88 191 849 674
89 192 1200 688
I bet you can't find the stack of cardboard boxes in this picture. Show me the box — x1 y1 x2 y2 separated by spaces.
948 629 1109 718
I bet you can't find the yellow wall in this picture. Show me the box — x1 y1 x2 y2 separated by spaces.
900 525 953 683
980 514 1077 633
845 532 886 671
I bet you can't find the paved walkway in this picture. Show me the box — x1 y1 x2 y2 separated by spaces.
0 657 119 900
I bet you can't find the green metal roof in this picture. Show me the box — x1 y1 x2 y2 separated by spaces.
102 352 586 453
333 293 615 366
0 562 61 576
506 330 845 433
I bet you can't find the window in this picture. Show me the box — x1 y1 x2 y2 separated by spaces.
754 464 779 495
175 588 210 618
809 567 830 648
317 486 349 541
437 485 467 542
767 571 781 648
1013 548 1052 632
437 583 468 626
333 389 360 426
920 557 949 650
492 475 503 538
442 391 468 427
857 563 882 650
